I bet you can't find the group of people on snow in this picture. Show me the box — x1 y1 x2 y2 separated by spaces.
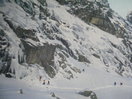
39 76 50 85
114 82 123 86
42 80 50 85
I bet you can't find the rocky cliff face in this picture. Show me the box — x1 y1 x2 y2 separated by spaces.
56 0 131 38
0 0 132 79
56 0 132 69
127 11 132 24
57 0 114 34
0 30 11 74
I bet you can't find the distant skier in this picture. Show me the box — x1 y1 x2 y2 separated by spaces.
39 69 44 81
43 80 45 85
114 82 116 86
120 82 123 85
48 80 50 85
39 76 42 81
19 89 23 94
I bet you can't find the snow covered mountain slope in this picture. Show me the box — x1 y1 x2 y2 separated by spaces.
0 0 132 99
0 0 132 78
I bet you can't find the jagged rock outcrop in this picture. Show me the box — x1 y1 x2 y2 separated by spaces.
127 11 132 24
22 41 57 78
56 0 130 38
0 30 11 74
79 90 97 99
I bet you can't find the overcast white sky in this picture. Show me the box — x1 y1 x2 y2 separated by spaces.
108 0 132 18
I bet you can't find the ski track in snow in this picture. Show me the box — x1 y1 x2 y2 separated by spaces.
1 84 132 99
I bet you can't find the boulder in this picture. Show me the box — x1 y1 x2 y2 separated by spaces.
22 41 57 78
79 90 97 99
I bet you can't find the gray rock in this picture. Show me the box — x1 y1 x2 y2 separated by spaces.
0 30 11 74
127 11 132 24
79 90 97 99
22 41 57 78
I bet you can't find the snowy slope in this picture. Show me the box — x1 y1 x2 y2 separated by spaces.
1 66 132 99
0 0 132 79
0 0 132 99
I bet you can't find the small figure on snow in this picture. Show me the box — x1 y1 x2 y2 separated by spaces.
114 82 116 86
19 89 23 94
48 80 50 85
43 80 45 85
39 76 42 81
120 82 123 85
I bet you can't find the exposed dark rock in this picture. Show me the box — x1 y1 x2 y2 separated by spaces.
51 92 60 99
69 3 123 37
56 36 77 59
22 41 57 78
5 73 15 78
15 0 35 15
39 5 49 19
58 53 67 69
0 29 5 36
57 52 74 79
76 50 90 63
70 66 81 73
127 11 132 24
0 0 4 5
4 17 39 41
65 70 74 79
18 51 25 64
78 54 90 63
15 27 39 41
92 53 100 59
56 0 68 5
4 17 15 31
0 30 12 74
38 0 47 6
56 36 70 48
79 90 97 99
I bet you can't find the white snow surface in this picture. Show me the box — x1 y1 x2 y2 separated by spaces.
1 66 132 99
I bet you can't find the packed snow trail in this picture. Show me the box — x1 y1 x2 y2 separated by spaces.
1 86 132 99
1 75 132 99
95 86 132 99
